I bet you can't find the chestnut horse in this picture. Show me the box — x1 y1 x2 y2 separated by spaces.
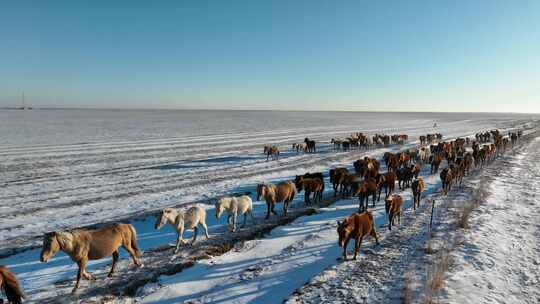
40 223 142 292
385 194 403 230
0 265 24 304
257 181 296 219
337 211 379 260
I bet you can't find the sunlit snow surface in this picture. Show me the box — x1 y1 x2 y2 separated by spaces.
0 109 536 303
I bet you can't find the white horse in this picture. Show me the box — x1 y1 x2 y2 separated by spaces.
155 206 209 253
419 147 431 163
215 195 255 232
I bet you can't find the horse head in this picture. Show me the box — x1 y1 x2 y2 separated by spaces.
40 232 61 262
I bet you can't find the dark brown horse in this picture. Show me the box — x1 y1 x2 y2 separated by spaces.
295 176 324 204
329 167 348 196
352 178 378 211
411 178 425 210
337 211 379 260
376 171 396 201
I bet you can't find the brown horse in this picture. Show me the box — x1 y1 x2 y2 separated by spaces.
430 153 443 174
40 223 142 292
352 178 378 211
339 172 358 197
329 168 348 196
385 194 403 230
295 177 324 204
440 167 453 195
256 181 296 219
411 178 425 210
337 211 379 260
376 171 396 200
0 266 24 304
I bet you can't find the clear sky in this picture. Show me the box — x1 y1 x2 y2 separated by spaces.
1 1 539 112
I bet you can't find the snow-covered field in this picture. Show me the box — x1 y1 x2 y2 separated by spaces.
0 109 537 303
442 137 540 304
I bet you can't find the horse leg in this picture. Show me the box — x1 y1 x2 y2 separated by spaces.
272 199 278 215
242 213 247 228
353 237 362 260
250 210 256 224
73 259 87 292
283 199 289 216
372 192 376 207
342 238 350 260
388 214 393 230
191 227 199 245
370 228 380 245
265 201 271 219
174 228 184 253
232 213 237 232
108 250 119 278
202 222 210 239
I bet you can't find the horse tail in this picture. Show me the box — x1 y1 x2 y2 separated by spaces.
127 224 141 258
0 265 25 304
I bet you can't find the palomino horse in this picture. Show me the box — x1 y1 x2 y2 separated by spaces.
155 206 210 253
40 223 142 292
0 265 25 304
215 195 254 232
337 211 379 260
256 181 296 219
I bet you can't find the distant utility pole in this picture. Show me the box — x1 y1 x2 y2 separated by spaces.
22 91 26 109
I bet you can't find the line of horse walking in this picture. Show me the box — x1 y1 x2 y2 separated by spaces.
0 129 523 303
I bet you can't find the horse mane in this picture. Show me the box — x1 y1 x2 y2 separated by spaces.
0 265 25 303
55 230 76 250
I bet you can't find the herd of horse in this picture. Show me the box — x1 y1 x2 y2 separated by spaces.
0 129 523 302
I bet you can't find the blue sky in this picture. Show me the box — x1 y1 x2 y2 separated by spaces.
1 1 539 112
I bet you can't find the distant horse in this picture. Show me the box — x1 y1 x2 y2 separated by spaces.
304 138 316 153
215 195 254 232
263 145 280 161
292 143 307 154
40 223 142 292
155 206 210 253
337 211 379 260
0 265 25 304
256 181 296 219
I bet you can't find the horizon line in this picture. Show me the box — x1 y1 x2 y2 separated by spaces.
0 106 539 115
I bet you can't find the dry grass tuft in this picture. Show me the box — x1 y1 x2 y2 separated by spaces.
424 249 452 304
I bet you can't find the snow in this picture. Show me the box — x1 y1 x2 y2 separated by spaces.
0 109 537 303
442 137 540 304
